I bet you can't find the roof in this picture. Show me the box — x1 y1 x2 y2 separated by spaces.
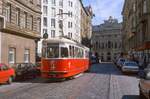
43 37 89 50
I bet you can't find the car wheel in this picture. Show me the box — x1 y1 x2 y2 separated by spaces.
139 90 146 99
7 77 13 84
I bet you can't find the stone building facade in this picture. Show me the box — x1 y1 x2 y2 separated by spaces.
122 0 150 63
0 0 41 65
92 17 122 62
80 4 93 47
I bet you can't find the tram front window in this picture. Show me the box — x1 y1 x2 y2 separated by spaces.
61 47 68 58
47 46 59 58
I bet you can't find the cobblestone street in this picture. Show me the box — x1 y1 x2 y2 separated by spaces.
0 63 139 99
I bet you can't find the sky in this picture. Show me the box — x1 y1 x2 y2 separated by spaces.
83 0 125 25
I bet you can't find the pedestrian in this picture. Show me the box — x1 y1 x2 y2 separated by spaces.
95 52 99 63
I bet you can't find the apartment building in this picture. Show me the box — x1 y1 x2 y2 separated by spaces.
38 0 90 54
0 0 41 64
122 0 150 63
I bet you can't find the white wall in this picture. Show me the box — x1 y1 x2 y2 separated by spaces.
38 0 82 54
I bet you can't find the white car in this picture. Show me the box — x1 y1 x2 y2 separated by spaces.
121 61 139 73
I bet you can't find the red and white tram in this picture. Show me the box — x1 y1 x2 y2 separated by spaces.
41 37 90 79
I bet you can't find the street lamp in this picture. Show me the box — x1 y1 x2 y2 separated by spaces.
56 13 70 37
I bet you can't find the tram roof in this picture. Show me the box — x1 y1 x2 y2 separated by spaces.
43 37 89 50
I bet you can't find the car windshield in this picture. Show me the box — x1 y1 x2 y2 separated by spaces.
125 62 138 66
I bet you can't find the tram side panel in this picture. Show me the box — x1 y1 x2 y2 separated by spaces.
41 58 89 79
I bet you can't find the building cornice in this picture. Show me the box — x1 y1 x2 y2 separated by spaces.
10 0 41 14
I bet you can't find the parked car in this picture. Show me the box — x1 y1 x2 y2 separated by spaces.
117 58 127 68
139 64 150 79
0 63 15 84
139 79 150 99
13 63 40 80
121 61 139 73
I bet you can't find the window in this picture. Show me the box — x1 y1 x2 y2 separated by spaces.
143 0 147 14
24 49 30 63
22 12 27 28
59 0 63 7
51 30 55 38
59 9 63 18
8 48 15 64
29 15 33 30
16 8 20 26
68 22 72 28
115 42 117 49
133 3 136 12
43 17 47 27
0 65 9 71
58 20 63 29
43 6 48 15
47 44 59 58
68 1 73 7
68 32 72 38
51 8 56 17
51 18 55 28
43 0 48 4
43 29 47 34
6 3 11 22
69 46 74 58
61 47 68 58
51 0 56 6
37 18 41 32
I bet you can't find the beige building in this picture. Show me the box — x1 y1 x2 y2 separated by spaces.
122 0 150 63
0 0 41 65
80 3 93 47
92 17 122 62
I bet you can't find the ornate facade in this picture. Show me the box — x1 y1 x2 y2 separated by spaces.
92 17 122 62
122 0 150 63
0 0 41 64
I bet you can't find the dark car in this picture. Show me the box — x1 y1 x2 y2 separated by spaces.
13 63 40 80
139 79 150 99
138 64 150 79
90 55 97 64
117 58 127 68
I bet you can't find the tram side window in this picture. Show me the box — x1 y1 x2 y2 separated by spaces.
74 47 78 58
61 47 69 58
69 46 74 58
79 49 84 58
47 46 59 58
